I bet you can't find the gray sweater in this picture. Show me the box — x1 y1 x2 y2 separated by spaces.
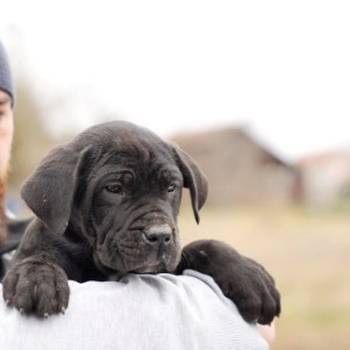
0 270 268 350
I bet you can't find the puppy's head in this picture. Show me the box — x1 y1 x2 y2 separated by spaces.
21 121 207 274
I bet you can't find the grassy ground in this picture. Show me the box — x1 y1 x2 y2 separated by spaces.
178 205 350 350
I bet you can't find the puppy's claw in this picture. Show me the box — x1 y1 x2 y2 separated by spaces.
19 308 24 314
61 307 66 315
5 299 11 306
43 313 49 318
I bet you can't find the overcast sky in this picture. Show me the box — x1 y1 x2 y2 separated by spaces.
1 0 350 161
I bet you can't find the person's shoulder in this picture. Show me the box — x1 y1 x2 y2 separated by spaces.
0 273 269 350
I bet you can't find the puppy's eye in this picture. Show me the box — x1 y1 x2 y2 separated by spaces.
167 184 177 193
105 184 123 194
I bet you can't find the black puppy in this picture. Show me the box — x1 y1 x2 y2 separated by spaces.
2 121 280 324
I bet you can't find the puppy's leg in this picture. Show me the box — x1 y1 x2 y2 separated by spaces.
177 240 281 325
2 254 69 317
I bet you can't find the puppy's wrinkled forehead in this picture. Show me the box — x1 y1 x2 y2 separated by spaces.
111 131 170 165
75 121 176 170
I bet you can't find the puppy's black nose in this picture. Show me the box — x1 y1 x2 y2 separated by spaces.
143 224 172 245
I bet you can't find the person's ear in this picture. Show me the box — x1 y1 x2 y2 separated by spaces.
172 145 208 223
21 145 91 234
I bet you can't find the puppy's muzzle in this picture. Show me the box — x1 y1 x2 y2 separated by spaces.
142 224 173 246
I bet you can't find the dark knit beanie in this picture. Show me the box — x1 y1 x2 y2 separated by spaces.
0 41 14 105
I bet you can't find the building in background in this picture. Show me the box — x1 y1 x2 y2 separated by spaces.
172 127 301 206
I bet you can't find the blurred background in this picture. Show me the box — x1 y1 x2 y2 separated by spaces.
1 1 350 348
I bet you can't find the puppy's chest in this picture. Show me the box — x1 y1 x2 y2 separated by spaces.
65 255 107 282
61 241 107 282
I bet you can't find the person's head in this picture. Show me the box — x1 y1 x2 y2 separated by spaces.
0 41 14 177
0 91 13 180
0 41 14 242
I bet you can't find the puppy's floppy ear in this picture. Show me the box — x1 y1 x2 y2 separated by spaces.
173 146 208 224
21 145 91 234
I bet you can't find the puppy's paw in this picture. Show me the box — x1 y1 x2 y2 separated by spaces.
2 257 69 317
218 256 281 325
179 240 281 325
